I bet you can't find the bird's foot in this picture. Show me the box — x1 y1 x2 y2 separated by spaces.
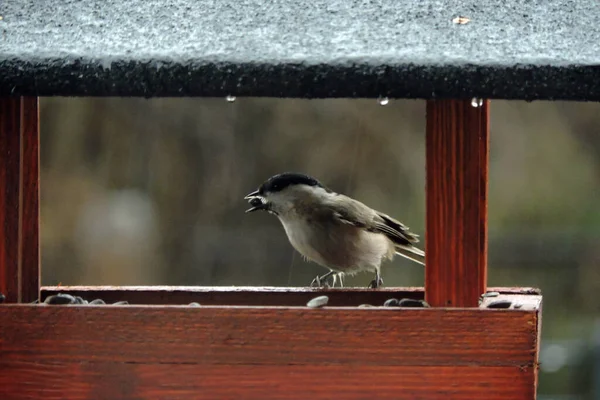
368 274 384 289
310 275 330 288
310 271 335 288
310 275 322 288
337 272 345 288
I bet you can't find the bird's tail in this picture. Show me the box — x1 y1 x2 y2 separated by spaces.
395 244 425 266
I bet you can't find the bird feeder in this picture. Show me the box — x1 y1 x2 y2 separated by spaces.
3 0 595 398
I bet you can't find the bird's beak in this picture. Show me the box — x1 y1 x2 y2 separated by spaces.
244 190 260 200
244 190 267 213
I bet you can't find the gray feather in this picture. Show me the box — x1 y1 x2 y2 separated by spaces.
395 248 425 266
330 195 419 243
328 194 426 266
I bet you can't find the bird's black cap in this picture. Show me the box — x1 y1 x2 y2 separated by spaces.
259 172 326 194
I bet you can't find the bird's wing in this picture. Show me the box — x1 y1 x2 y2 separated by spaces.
375 212 420 244
328 194 419 247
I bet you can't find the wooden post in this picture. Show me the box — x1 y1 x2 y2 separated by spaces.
425 99 489 307
0 97 40 303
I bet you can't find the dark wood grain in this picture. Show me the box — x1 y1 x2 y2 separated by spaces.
39 285 541 305
0 305 540 399
0 98 20 303
0 363 536 400
0 97 40 304
425 99 489 307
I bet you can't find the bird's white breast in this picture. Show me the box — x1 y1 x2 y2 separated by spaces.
278 216 393 274
279 218 327 265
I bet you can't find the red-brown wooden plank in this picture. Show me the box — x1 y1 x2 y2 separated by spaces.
40 285 541 305
0 305 540 399
0 364 536 400
425 99 489 307
0 305 539 366
19 97 40 303
0 97 39 304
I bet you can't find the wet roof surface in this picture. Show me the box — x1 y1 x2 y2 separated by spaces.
1 0 599 99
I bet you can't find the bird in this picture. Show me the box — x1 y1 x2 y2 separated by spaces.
244 172 425 288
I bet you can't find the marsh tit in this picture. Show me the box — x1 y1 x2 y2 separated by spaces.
244 172 425 288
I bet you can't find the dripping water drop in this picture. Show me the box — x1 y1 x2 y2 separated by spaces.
471 97 483 107
378 96 389 106
226 95 236 103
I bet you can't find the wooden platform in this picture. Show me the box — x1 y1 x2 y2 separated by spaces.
0 287 541 400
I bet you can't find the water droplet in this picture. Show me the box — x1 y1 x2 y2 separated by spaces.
226 95 236 102
378 96 389 106
471 97 483 107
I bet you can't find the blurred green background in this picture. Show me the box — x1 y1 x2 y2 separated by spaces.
39 98 599 399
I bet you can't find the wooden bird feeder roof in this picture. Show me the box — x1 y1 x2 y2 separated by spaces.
3 0 595 398
1 0 599 99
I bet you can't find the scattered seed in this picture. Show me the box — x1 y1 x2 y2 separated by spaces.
487 300 512 309
358 304 374 308
452 16 470 24
188 302 201 307
249 197 263 207
399 299 430 308
307 295 329 308
383 298 399 307
482 291 500 298
44 294 76 305
112 300 129 306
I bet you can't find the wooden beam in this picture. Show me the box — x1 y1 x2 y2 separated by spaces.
39 285 541 305
0 304 541 366
0 97 40 303
0 304 540 399
1 364 534 400
19 98 40 303
425 99 489 307
0 98 20 303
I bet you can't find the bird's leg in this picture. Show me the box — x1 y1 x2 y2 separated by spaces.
368 270 384 289
310 270 335 288
331 273 338 288
338 273 344 288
